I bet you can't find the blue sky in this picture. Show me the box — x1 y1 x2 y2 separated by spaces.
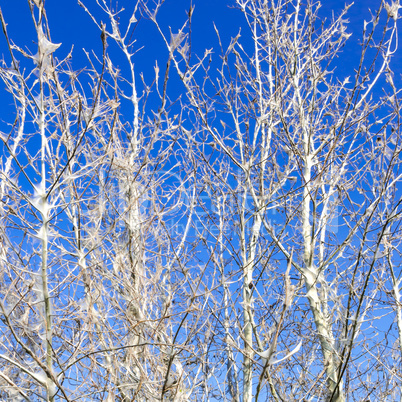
1 0 397 89
0 0 400 136
0 0 400 149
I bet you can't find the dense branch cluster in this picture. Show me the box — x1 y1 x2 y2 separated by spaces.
0 0 401 401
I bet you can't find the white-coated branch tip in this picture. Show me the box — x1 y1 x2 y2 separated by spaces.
384 1 401 19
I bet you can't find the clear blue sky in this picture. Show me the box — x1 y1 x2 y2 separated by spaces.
0 0 399 145
1 0 398 88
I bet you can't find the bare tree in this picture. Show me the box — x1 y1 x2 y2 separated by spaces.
151 0 402 400
0 0 201 400
1 0 402 401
